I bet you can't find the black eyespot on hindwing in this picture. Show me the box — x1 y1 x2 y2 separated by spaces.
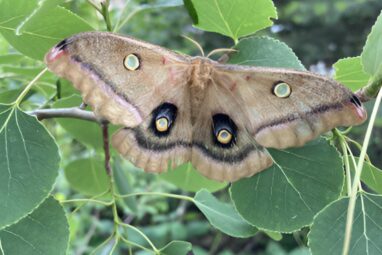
150 103 178 137
350 94 362 108
55 39 69 50
212 114 237 148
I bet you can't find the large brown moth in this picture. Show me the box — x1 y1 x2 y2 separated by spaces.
45 32 367 182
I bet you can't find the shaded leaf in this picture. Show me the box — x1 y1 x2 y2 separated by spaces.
64 157 110 196
194 189 258 238
0 197 69 255
184 0 277 42
349 157 382 194
159 240 192 255
334 57 370 91
228 36 305 70
114 158 138 213
231 139 344 232
52 95 117 150
309 193 382 255
160 163 227 193
0 105 59 228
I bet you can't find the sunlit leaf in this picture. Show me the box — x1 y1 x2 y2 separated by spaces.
184 0 277 42
160 163 227 193
0 0 93 60
361 10 382 77
334 57 370 91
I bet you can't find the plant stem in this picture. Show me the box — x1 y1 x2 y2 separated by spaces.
342 88 382 255
118 222 159 254
101 0 113 32
13 68 48 106
102 122 112 176
116 191 194 202
355 75 382 102
341 138 352 196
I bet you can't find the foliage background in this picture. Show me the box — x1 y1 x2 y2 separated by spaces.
0 0 382 254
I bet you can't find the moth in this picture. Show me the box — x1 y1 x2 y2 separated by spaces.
45 32 367 182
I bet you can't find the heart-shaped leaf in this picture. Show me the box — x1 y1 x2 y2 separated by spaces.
0 197 69 255
231 139 344 232
309 193 382 255
0 105 60 229
184 0 277 42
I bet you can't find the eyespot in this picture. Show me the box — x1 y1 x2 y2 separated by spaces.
150 103 177 137
217 129 233 144
350 94 362 107
273 82 291 98
124 54 140 71
212 114 237 147
155 117 169 132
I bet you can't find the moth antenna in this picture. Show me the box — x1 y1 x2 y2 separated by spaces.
181 35 205 57
207 48 237 58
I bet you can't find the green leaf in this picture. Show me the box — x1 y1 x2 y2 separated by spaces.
228 36 305 70
159 240 192 255
0 89 21 104
361 10 382 77
52 95 117 150
194 189 258 238
184 0 277 42
334 57 370 91
0 105 60 229
0 53 25 65
308 193 382 255
263 230 283 241
114 158 138 213
160 163 227 193
231 139 344 232
349 157 382 194
64 157 110 196
0 197 69 255
0 0 93 60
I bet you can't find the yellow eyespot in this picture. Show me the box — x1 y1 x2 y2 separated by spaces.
273 82 291 98
156 117 169 132
217 129 232 144
124 54 140 71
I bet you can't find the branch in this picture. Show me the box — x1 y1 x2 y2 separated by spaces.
29 107 98 122
355 76 382 102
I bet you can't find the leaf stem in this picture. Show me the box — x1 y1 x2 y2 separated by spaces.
356 75 382 102
101 0 113 32
60 198 113 206
13 68 48 106
115 191 194 202
117 221 159 254
342 88 382 255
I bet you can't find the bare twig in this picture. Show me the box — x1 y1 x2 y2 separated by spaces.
102 122 112 176
28 108 97 122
